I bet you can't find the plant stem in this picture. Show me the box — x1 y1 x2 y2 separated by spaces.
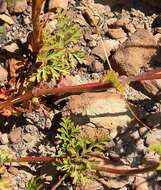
80 1 112 70
32 81 110 97
93 161 159 175
0 81 111 109
129 68 161 82
15 156 159 175
1 68 161 110
16 156 59 163
31 0 45 54
51 174 67 190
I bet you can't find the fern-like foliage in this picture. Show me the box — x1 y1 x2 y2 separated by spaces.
0 147 16 166
29 11 86 83
30 61 69 83
103 70 125 95
26 177 43 190
55 117 107 185
0 176 13 190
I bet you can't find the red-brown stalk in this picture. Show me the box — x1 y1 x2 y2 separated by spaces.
1 68 161 110
0 81 111 109
15 156 159 175
129 67 161 81
93 162 159 175
16 156 58 162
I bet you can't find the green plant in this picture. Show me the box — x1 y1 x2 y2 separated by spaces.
29 11 86 83
55 117 107 185
0 147 15 166
149 144 161 156
149 144 161 170
26 177 43 190
103 69 125 95
0 1 160 188
149 144 161 169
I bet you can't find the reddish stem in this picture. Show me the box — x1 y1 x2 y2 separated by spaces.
32 81 110 96
51 174 67 190
129 68 161 82
15 156 159 175
16 156 59 162
94 162 159 175
129 73 161 81
0 81 111 109
1 68 161 110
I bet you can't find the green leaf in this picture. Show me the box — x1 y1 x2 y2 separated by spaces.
0 147 16 166
55 117 108 185
26 177 43 190
28 11 85 85
149 144 161 156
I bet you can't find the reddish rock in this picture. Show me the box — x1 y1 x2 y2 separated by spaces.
0 0 7 13
92 39 119 61
9 127 21 143
123 22 136 33
112 29 157 76
64 91 133 139
135 177 149 190
48 0 69 11
108 28 127 39
7 0 27 14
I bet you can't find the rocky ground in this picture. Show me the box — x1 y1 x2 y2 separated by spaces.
1 0 161 189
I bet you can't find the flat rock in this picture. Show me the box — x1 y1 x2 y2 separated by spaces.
135 177 149 190
112 29 157 76
141 79 161 96
123 22 136 33
82 2 111 26
3 42 18 52
106 18 118 27
0 133 9 144
0 0 7 13
48 0 69 10
146 129 161 145
7 0 27 14
64 91 133 139
108 28 127 39
114 14 130 28
92 39 119 60
9 127 22 143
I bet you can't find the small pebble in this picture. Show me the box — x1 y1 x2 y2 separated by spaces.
0 133 9 144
